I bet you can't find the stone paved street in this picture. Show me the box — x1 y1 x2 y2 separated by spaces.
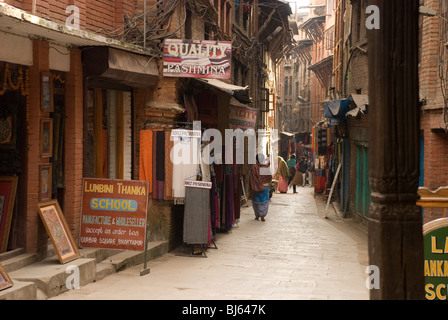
51 187 369 300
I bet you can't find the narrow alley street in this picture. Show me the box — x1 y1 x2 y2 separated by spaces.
51 187 369 301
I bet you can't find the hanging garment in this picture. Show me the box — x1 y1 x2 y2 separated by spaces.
172 135 200 204
225 173 235 230
153 130 165 200
164 130 174 200
139 130 153 194
183 186 210 245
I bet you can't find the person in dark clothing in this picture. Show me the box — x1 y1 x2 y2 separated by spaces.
306 158 314 187
286 154 297 193
298 156 308 187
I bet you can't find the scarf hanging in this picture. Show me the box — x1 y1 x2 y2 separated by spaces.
172 135 200 204
164 130 174 200
139 130 153 194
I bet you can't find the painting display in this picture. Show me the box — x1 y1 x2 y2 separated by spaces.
0 263 13 291
39 164 52 201
40 118 53 158
0 176 18 253
37 200 80 264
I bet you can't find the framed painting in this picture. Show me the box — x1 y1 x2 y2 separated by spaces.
40 118 53 158
39 163 52 202
0 115 17 149
0 263 13 291
37 200 80 264
41 71 54 112
0 176 18 253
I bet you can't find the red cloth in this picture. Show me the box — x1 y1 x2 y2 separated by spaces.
278 176 288 193
249 163 272 193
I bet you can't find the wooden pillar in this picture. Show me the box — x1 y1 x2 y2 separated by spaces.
367 0 424 299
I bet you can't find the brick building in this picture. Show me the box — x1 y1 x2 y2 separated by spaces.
0 0 293 261
319 0 448 224
419 0 448 223
0 0 159 258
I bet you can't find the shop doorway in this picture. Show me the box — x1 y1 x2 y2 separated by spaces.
85 88 132 180
0 63 28 252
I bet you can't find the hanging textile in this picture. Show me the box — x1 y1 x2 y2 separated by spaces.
139 130 153 194
164 130 174 200
153 130 165 200
233 164 241 221
172 134 200 204
225 173 235 231
183 186 210 244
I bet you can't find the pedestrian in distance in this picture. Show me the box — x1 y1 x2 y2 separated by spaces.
286 153 297 193
249 153 272 221
298 156 308 187
306 157 314 187
276 156 289 193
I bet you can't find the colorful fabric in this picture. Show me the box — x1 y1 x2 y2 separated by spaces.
139 130 153 194
164 130 174 200
286 158 297 168
249 163 272 193
253 186 269 203
252 187 269 218
278 176 288 193
277 156 289 181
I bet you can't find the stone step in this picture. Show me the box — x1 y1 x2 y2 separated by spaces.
0 241 168 300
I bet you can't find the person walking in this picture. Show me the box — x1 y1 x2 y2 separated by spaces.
306 157 315 187
277 156 289 193
249 154 272 221
286 154 297 193
298 156 308 187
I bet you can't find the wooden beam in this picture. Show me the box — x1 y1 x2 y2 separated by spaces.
367 0 424 300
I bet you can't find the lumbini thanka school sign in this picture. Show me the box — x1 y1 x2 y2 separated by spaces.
163 39 232 79
80 178 149 251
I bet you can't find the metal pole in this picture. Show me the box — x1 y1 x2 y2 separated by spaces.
140 194 150 276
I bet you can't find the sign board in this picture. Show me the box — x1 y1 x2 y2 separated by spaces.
80 178 149 251
163 39 231 79
184 180 212 189
423 218 448 300
229 104 258 130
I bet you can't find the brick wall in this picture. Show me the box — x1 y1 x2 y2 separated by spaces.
419 0 448 222
4 0 135 35
27 40 50 256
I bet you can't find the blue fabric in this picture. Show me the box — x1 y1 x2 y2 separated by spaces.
324 99 350 119
253 186 269 203
253 201 269 218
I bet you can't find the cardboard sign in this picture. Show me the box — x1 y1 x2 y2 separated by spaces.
423 218 448 300
80 178 149 251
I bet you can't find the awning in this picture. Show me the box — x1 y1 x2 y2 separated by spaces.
346 94 369 117
324 99 351 119
83 47 159 88
195 78 252 104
